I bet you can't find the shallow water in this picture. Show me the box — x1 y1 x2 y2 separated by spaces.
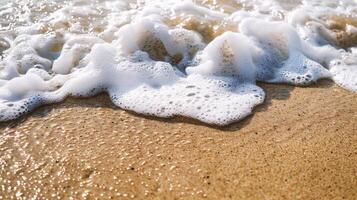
0 0 356 125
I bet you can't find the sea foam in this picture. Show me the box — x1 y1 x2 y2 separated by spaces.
0 0 356 125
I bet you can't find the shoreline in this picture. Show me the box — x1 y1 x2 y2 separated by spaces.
0 80 356 199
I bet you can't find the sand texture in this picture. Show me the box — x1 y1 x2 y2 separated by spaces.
0 80 356 200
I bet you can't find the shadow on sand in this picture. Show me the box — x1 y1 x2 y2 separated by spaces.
0 79 335 131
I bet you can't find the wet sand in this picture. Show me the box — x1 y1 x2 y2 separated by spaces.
0 80 356 199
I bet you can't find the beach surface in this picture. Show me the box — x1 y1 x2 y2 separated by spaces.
0 80 356 199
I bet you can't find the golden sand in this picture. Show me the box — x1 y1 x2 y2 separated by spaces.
0 80 356 199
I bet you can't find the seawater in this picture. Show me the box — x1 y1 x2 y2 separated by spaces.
0 0 356 125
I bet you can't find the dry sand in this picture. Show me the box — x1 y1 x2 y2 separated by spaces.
0 80 356 199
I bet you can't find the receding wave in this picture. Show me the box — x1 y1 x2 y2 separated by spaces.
0 0 356 125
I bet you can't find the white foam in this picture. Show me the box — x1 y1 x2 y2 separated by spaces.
330 49 357 92
239 18 332 85
186 32 257 82
0 0 356 125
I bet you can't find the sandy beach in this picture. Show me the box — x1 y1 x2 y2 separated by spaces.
0 80 356 199
1 0 357 199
